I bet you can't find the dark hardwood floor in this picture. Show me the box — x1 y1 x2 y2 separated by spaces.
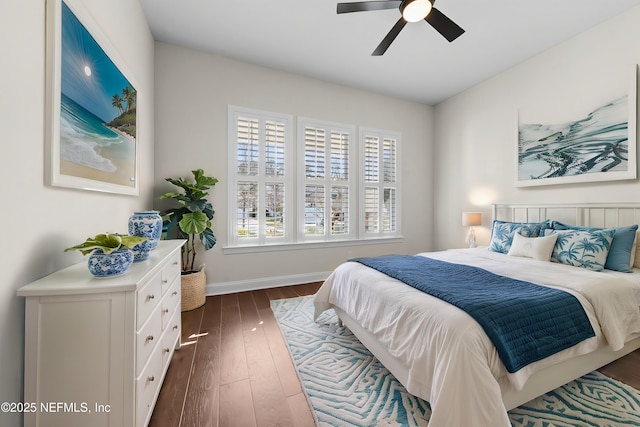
599 347 640 390
149 282 321 427
149 282 640 427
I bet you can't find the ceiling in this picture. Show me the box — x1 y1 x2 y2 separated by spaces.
139 0 640 105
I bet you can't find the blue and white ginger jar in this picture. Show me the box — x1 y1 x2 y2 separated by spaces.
88 248 134 278
128 211 163 262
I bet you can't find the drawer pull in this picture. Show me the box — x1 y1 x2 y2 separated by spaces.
173 325 179 330
162 279 168 284
147 294 155 301
163 348 170 354
173 261 178 266
146 335 154 343
172 291 178 296
148 375 155 382
163 308 169 314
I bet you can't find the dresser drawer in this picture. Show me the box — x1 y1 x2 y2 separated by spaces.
161 256 181 295
136 347 163 427
136 306 162 376
161 279 181 330
137 273 162 329
161 310 181 369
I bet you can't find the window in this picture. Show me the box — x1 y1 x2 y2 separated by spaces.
228 106 400 249
228 106 293 246
298 118 356 241
360 128 401 238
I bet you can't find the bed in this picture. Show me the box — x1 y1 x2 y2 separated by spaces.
313 203 640 427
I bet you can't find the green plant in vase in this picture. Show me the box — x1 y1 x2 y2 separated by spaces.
64 233 148 255
65 233 148 278
160 169 218 273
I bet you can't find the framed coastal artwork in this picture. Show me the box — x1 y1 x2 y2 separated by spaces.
45 0 139 195
516 65 637 187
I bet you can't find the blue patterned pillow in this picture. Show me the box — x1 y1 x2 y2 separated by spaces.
488 220 546 254
547 228 615 271
550 221 638 273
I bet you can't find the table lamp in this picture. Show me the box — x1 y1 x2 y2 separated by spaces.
462 212 482 248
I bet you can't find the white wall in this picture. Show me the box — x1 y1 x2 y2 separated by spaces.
153 42 435 292
434 6 640 250
1 1 155 425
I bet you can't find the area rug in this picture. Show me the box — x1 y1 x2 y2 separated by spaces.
271 296 640 427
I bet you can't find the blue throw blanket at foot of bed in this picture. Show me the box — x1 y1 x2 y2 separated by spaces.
350 255 595 373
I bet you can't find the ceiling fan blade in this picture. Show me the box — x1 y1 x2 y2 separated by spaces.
424 7 465 42
337 1 401 14
372 17 406 56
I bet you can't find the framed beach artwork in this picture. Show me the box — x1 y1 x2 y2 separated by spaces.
45 0 139 195
516 65 637 187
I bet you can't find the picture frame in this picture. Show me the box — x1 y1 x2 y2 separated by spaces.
45 0 140 195
516 65 637 187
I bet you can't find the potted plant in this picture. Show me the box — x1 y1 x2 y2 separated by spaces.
65 233 148 278
160 169 218 310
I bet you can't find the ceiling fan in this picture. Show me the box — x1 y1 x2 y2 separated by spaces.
337 0 465 56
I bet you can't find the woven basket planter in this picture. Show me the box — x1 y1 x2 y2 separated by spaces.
181 266 206 311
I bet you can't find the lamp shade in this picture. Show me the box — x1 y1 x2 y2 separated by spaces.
462 212 482 227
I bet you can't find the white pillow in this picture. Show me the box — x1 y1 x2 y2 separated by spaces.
507 232 558 261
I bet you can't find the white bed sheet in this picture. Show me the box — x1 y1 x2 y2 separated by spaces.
313 248 640 427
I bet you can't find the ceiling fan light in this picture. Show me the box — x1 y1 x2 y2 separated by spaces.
401 0 432 23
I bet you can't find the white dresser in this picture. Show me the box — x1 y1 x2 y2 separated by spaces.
17 240 185 427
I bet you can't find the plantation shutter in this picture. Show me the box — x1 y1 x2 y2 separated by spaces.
382 137 397 233
300 119 355 241
229 107 292 246
360 129 400 237
229 106 399 248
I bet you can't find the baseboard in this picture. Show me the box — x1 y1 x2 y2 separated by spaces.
205 271 332 295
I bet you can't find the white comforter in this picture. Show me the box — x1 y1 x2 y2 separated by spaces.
313 248 640 427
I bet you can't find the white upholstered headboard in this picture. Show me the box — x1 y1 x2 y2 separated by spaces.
492 203 640 228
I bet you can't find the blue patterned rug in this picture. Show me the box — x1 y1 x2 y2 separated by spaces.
272 296 640 427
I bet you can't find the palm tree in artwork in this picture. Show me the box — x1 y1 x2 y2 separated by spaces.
122 86 136 112
111 93 124 114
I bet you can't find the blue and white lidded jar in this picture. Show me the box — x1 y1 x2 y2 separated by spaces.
128 211 163 261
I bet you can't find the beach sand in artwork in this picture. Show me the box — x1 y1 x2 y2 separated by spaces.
60 142 136 187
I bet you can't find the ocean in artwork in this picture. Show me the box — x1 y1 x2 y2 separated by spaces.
518 96 629 181
60 93 135 185
60 93 133 172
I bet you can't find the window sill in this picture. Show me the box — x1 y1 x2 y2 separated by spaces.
222 236 404 255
